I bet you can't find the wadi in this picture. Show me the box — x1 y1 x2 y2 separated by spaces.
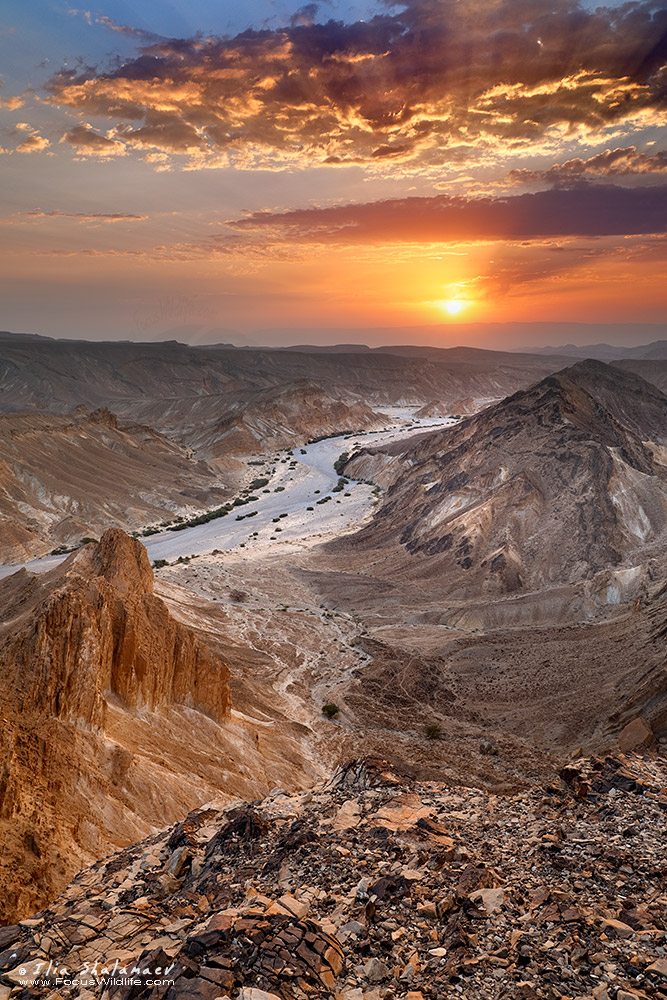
0 328 665 1000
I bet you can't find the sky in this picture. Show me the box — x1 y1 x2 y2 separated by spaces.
0 0 666 347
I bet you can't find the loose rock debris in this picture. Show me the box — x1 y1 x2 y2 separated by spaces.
1 754 666 1000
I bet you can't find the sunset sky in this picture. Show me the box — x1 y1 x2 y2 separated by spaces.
1 0 666 346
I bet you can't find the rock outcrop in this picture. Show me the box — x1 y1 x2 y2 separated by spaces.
1 754 666 999
0 530 232 923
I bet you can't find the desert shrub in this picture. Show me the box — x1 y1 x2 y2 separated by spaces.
333 452 349 475
322 702 340 719
424 723 443 740
153 559 168 569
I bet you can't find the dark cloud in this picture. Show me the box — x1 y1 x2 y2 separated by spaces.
46 0 667 170
227 184 667 242
290 4 320 28
508 145 667 184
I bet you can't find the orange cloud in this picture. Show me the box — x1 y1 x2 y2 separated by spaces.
16 134 50 154
46 0 667 171
61 124 126 157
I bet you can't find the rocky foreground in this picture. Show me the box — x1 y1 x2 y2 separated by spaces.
1 755 666 1000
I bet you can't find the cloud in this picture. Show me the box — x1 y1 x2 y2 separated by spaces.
0 95 22 110
46 0 667 171
18 210 147 222
92 13 163 43
60 124 127 156
16 134 50 153
508 145 667 184
68 8 162 43
226 184 667 243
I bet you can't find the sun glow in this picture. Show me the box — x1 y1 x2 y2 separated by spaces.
433 298 468 316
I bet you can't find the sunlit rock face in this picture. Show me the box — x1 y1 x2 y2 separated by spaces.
0 529 231 923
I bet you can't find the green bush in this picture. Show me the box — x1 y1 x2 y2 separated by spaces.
334 452 349 475
322 702 340 719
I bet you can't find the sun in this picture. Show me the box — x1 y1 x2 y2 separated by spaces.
429 297 472 318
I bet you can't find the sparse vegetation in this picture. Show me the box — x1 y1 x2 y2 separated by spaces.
322 702 340 719
167 505 230 530
152 559 168 569
424 723 443 740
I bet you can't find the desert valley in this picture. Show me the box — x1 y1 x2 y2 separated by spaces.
2 0 667 995
0 330 666 1000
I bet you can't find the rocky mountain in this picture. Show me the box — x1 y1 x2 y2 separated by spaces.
0 408 227 563
336 361 667 600
0 530 316 924
1 753 666 1000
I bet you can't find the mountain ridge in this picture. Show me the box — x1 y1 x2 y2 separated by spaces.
336 360 667 597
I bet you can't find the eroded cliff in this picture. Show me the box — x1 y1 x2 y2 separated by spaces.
0 529 233 922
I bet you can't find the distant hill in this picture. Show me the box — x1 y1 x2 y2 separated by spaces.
526 340 667 361
0 329 570 436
